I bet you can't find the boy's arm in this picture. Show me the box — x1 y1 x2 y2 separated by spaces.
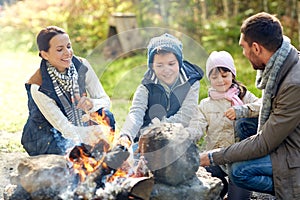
120 84 149 140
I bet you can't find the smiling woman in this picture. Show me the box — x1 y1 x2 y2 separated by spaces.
39 33 74 72
21 26 116 156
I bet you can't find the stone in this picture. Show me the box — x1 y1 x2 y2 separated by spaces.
3 184 31 200
10 154 74 198
150 167 223 200
139 122 200 186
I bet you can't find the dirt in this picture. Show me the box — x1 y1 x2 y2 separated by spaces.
0 131 28 200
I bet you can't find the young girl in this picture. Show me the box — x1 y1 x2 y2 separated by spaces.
199 51 261 199
22 26 115 156
119 33 204 144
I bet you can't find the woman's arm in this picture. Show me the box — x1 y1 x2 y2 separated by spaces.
31 84 105 144
83 59 111 112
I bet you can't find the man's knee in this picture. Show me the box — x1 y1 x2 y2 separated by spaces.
228 162 248 184
235 118 258 140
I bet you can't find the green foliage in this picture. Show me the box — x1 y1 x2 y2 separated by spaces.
3 0 291 133
0 0 135 56
201 16 241 54
96 54 147 99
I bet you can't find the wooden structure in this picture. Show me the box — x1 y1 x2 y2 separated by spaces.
104 13 142 59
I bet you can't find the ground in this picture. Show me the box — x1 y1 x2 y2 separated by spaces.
0 131 28 200
0 131 276 200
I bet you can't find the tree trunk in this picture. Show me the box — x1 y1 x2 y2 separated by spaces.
233 0 239 16
297 0 300 49
222 0 229 18
263 0 268 12
200 0 207 20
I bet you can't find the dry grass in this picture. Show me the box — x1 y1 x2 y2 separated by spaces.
0 51 40 132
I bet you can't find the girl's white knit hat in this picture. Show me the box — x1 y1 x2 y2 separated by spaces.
206 51 236 78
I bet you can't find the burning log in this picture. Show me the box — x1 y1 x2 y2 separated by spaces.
68 142 130 181
68 141 154 200
6 150 154 200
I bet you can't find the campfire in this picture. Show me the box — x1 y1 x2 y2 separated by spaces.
65 111 154 199
4 113 223 200
66 141 153 199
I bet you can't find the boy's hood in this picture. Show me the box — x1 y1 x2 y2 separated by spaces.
142 60 204 85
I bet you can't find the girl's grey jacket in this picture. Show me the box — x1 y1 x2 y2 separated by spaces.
212 46 300 199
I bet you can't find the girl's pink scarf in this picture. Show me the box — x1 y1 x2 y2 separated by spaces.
209 86 244 106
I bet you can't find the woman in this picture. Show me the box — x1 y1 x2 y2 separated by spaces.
22 26 115 156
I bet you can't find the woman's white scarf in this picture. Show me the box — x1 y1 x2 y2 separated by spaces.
256 39 291 131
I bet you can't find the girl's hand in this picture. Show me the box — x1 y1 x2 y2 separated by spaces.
77 96 93 112
224 107 236 120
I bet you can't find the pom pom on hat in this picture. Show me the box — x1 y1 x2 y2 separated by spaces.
147 33 183 69
206 51 236 78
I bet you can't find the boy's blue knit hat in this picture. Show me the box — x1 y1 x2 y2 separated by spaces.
147 33 183 69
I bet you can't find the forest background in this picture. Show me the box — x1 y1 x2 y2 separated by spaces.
0 0 300 152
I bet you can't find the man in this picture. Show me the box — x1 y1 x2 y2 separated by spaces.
200 12 300 200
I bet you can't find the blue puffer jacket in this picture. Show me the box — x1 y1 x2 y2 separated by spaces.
22 56 87 156
142 60 204 128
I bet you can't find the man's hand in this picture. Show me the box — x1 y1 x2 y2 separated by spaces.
199 148 222 167
200 152 210 166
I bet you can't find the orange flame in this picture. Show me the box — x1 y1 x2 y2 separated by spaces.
107 168 128 182
69 111 115 182
69 146 104 182
69 111 147 183
89 111 115 145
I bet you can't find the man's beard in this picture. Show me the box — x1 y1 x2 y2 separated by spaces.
251 61 265 70
249 51 265 70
